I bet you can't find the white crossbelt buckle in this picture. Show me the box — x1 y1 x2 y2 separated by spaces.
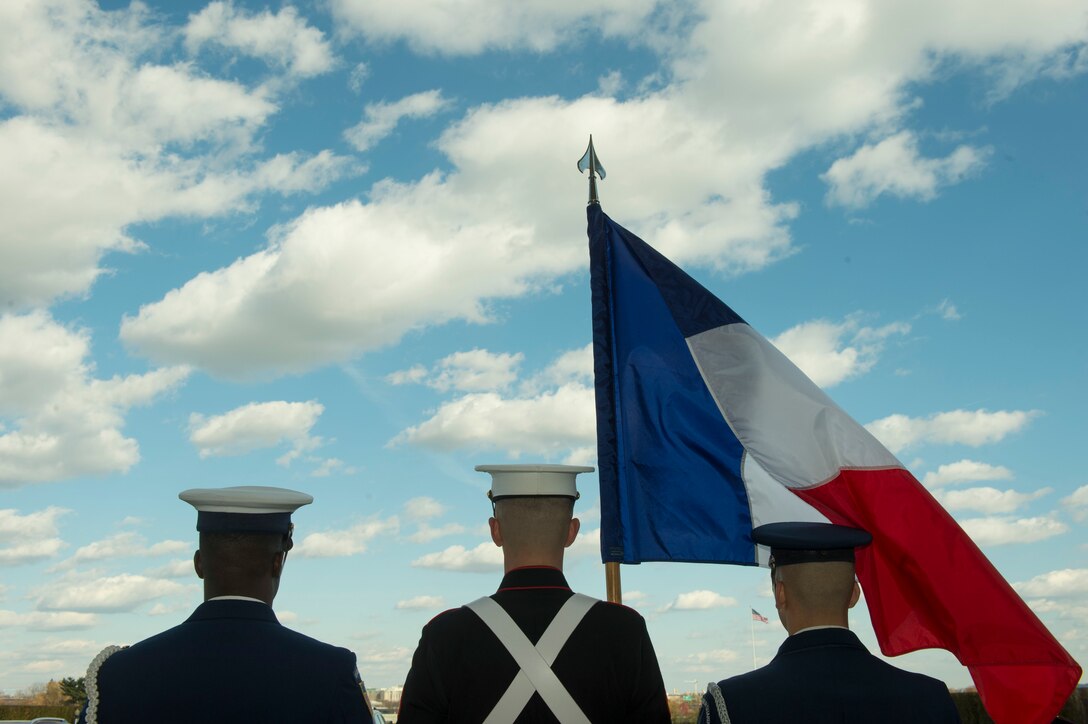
467 593 597 724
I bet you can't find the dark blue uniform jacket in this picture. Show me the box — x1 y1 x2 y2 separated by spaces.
81 599 369 723
699 627 960 724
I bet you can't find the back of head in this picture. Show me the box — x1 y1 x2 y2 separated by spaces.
494 497 574 558
778 560 857 618
199 531 286 590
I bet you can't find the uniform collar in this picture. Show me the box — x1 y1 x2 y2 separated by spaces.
188 598 279 624
779 626 865 654
497 566 570 592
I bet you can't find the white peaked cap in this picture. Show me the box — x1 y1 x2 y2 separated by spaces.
179 486 313 534
476 464 595 501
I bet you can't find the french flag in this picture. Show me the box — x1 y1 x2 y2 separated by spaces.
588 204 1080 724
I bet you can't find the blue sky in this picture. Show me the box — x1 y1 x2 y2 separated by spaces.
1 0 1086 696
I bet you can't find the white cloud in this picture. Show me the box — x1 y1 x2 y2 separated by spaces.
393 384 596 457
395 595 446 610
0 312 189 486
92 0 1088 382
959 515 1067 546
823 131 990 208
145 559 195 579
665 590 738 611
0 506 68 542
184 1 335 78
0 1 352 309
1061 484 1088 521
38 638 101 655
22 659 66 673
407 523 467 544
294 517 400 558
1014 569 1088 598
35 574 186 613
934 486 1050 514
0 610 97 631
51 532 189 571
329 0 660 54
921 459 1014 488
675 649 740 671
309 457 355 478
0 507 70 566
770 316 910 387
405 497 446 521
411 541 503 573
865 409 1038 454
566 527 602 560
188 400 324 461
937 299 962 321
428 349 524 393
403 499 467 543
345 90 452 152
387 366 428 386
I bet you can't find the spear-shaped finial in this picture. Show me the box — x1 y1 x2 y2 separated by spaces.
577 135 606 205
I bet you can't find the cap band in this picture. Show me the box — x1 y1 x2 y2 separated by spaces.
196 511 292 534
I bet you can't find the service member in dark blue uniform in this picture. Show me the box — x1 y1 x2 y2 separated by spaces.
78 486 372 724
399 465 670 723
698 522 959 724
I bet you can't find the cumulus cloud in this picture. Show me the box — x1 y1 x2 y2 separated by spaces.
0 507 69 566
294 517 400 558
412 541 503 573
392 346 597 459
345 90 452 152
1060 484 1088 521
0 1 352 308
145 559 196 579
675 649 740 671
937 299 962 321
396 595 445 610
34 574 187 613
422 349 524 393
50 532 188 571
1014 569 1088 598
934 486 1051 514
770 316 910 387
823 131 990 208
188 400 324 462
959 515 1067 547
328 0 661 54
0 610 97 630
865 409 1038 454
921 459 1014 488
665 590 738 611
0 312 189 486
184 1 335 78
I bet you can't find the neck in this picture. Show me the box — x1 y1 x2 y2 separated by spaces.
785 610 849 635
503 550 564 574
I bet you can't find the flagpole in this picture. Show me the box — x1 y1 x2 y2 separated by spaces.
606 561 622 604
750 613 756 670
580 135 615 602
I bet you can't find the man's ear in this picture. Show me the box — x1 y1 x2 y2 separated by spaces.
489 517 503 547
848 580 861 609
563 517 581 548
271 550 285 580
773 577 786 610
193 550 204 580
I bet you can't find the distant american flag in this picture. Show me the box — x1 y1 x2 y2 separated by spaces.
751 608 769 623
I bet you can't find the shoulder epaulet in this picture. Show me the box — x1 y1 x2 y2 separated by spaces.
84 644 127 724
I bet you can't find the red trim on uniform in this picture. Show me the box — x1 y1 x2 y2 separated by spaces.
497 585 571 592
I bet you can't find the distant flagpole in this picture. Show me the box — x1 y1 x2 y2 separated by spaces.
750 614 756 670
579 135 620 603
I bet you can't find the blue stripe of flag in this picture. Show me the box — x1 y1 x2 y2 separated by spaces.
588 205 756 565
